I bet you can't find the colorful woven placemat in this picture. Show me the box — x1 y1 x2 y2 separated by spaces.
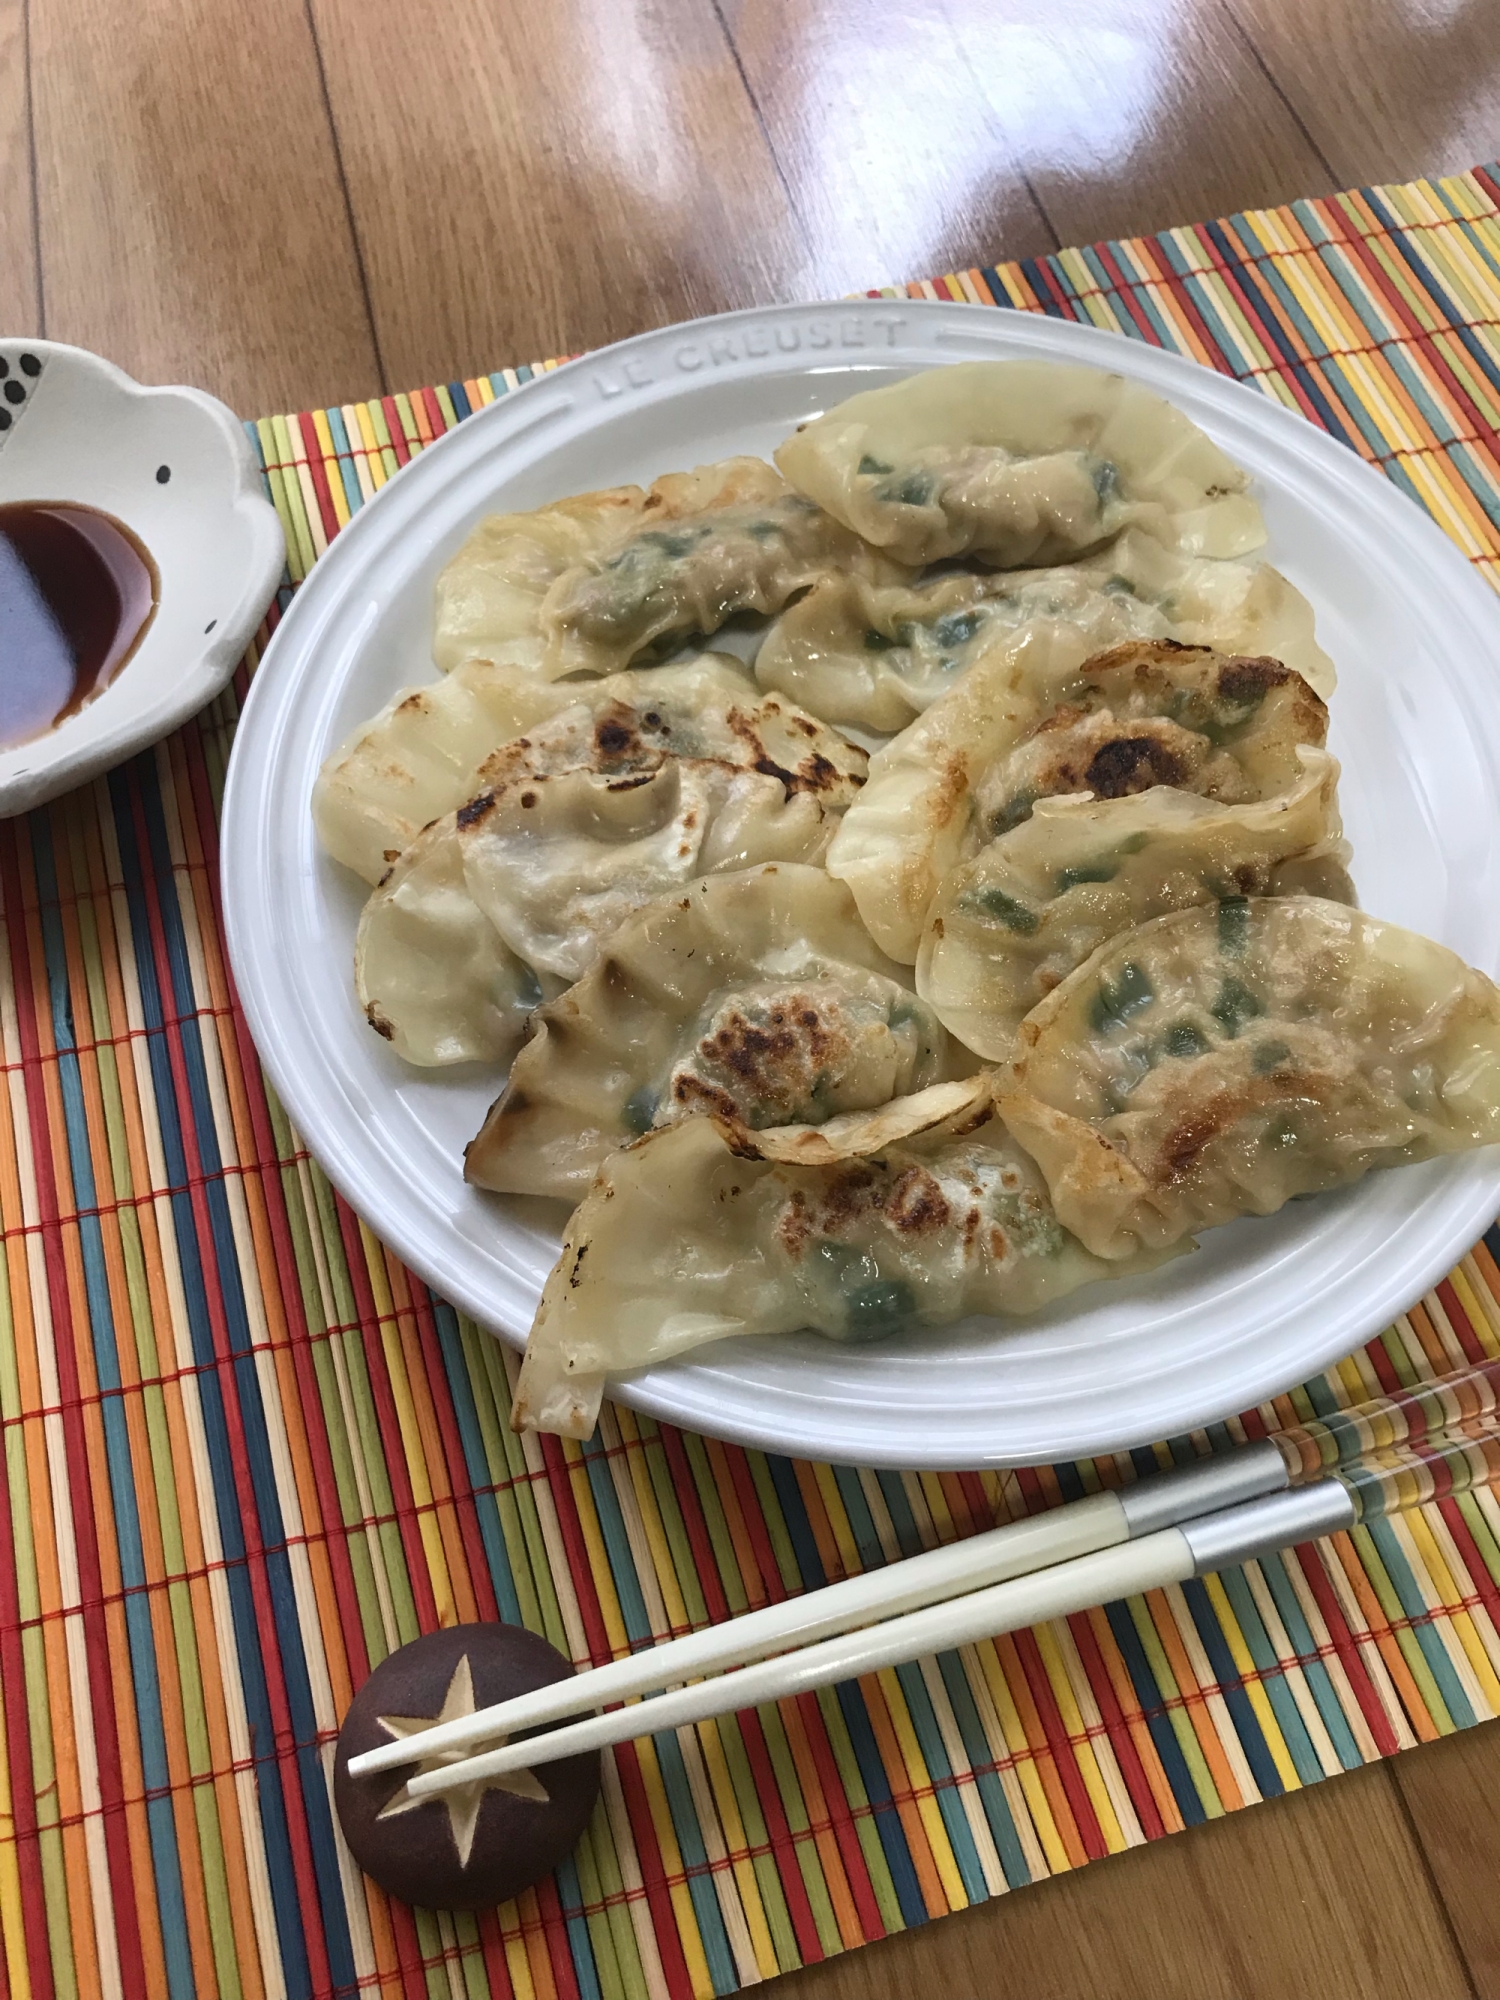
5 165 1500 2000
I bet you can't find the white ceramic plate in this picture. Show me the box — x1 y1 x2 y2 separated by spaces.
221 300 1500 1470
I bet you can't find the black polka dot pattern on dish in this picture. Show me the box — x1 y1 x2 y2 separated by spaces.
156 466 171 484
0 352 44 437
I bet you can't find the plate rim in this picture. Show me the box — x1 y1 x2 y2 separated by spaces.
221 296 1500 1468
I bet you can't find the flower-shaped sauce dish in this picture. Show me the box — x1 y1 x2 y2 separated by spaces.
0 339 285 815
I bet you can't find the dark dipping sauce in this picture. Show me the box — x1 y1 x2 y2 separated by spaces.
0 502 159 750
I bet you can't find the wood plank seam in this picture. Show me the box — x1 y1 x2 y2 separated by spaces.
297 0 387 394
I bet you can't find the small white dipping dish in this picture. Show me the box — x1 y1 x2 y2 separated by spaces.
0 338 285 815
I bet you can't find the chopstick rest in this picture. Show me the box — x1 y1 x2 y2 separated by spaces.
333 1623 600 1910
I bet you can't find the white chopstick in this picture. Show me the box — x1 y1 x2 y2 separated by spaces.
348 1438 1289 1782
404 1476 1354 1800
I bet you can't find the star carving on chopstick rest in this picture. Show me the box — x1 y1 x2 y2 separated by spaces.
375 1654 549 1867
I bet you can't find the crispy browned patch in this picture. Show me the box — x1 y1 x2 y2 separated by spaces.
678 997 846 1115
1216 654 1291 704
793 751 840 793
948 1096 998 1140
456 789 497 830
1148 1075 1329 1181
675 1075 752 1118
594 715 638 760
712 1104 774 1154
1278 681 1330 747
1009 714 1205 802
464 1092 522 1174
927 751 971 834
724 704 860 796
1086 735 1190 794
365 1003 395 1040
773 1154 963 1263
808 1163 885 1237
775 1187 813 1259
1082 637 1206 678
885 1165 951 1236
588 700 676 768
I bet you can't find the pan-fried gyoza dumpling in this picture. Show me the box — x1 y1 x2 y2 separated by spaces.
997 898 1500 1260
753 528 1333 733
538 458 910 678
917 750 1353 1060
316 651 703 884
356 820 553 1068
511 1089 1173 1439
433 485 650 673
313 651 840 885
465 864 952 1200
355 684 868 1060
774 362 1263 570
827 638 1330 960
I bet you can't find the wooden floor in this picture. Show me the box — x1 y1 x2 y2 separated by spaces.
9 0 1500 1992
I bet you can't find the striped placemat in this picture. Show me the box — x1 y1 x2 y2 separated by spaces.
5 165 1500 2000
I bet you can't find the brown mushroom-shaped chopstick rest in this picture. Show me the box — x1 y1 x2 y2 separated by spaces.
333 1622 601 1910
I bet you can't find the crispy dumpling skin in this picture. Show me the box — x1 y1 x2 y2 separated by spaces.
354 683 868 1060
465 865 951 1201
313 653 609 885
458 729 865 987
433 485 651 673
775 361 1264 569
917 750 1352 1061
313 651 805 886
754 529 1333 733
998 898 1500 1260
826 638 1329 962
355 820 554 1068
511 1091 1173 1440
538 458 910 677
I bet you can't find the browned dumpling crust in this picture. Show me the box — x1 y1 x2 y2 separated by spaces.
828 637 1331 962
999 897 1500 1260
465 865 948 1202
